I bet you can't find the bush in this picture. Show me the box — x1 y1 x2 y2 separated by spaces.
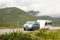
0 32 33 40
1 30 60 40
35 29 56 40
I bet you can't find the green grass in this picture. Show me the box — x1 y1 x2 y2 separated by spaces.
35 29 56 40
0 32 33 40
0 30 60 40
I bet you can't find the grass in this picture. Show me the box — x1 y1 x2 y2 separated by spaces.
0 29 60 40
0 32 33 40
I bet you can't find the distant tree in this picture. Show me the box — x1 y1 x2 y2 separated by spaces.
27 10 39 16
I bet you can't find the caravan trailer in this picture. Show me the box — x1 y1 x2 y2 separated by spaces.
37 20 52 29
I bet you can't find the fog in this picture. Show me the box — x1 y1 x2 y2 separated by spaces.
0 0 60 17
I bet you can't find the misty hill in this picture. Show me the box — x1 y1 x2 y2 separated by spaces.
37 16 54 20
0 7 37 27
27 10 39 16
54 17 60 26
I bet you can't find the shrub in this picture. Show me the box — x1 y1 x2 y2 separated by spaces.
0 32 33 40
35 29 56 40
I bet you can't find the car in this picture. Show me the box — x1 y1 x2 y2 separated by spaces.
23 21 40 31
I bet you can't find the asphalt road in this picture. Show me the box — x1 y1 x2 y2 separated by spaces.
0 28 24 34
49 27 60 29
0 27 60 34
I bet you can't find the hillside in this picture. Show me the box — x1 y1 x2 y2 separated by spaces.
37 16 54 20
54 17 60 26
0 7 37 28
0 7 60 28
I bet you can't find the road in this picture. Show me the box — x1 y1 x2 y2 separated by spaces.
0 27 60 34
49 27 60 29
0 28 24 34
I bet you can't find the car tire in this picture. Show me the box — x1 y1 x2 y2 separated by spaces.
24 28 26 30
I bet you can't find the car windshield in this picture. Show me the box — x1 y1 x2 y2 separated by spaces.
26 21 36 24
26 22 34 24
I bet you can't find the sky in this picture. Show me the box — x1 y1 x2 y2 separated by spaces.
0 0 60 17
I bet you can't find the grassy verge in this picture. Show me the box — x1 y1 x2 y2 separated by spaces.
0 29 60 40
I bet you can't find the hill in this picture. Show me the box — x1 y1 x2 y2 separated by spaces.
0 7 37 28
0 7 60 28
37 16 54 20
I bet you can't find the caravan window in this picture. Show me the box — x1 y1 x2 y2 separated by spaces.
45 22 52 26
45 22 47 25
48 22 52 25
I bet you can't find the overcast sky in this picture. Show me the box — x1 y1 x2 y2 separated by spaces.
0 0 60 17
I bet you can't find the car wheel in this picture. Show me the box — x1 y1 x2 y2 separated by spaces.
24 28 26 30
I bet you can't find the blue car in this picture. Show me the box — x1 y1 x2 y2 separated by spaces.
23 21 40 31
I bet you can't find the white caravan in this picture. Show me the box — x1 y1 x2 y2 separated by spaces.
37 20 52 29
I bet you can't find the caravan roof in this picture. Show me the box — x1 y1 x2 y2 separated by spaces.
37 20 52 22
